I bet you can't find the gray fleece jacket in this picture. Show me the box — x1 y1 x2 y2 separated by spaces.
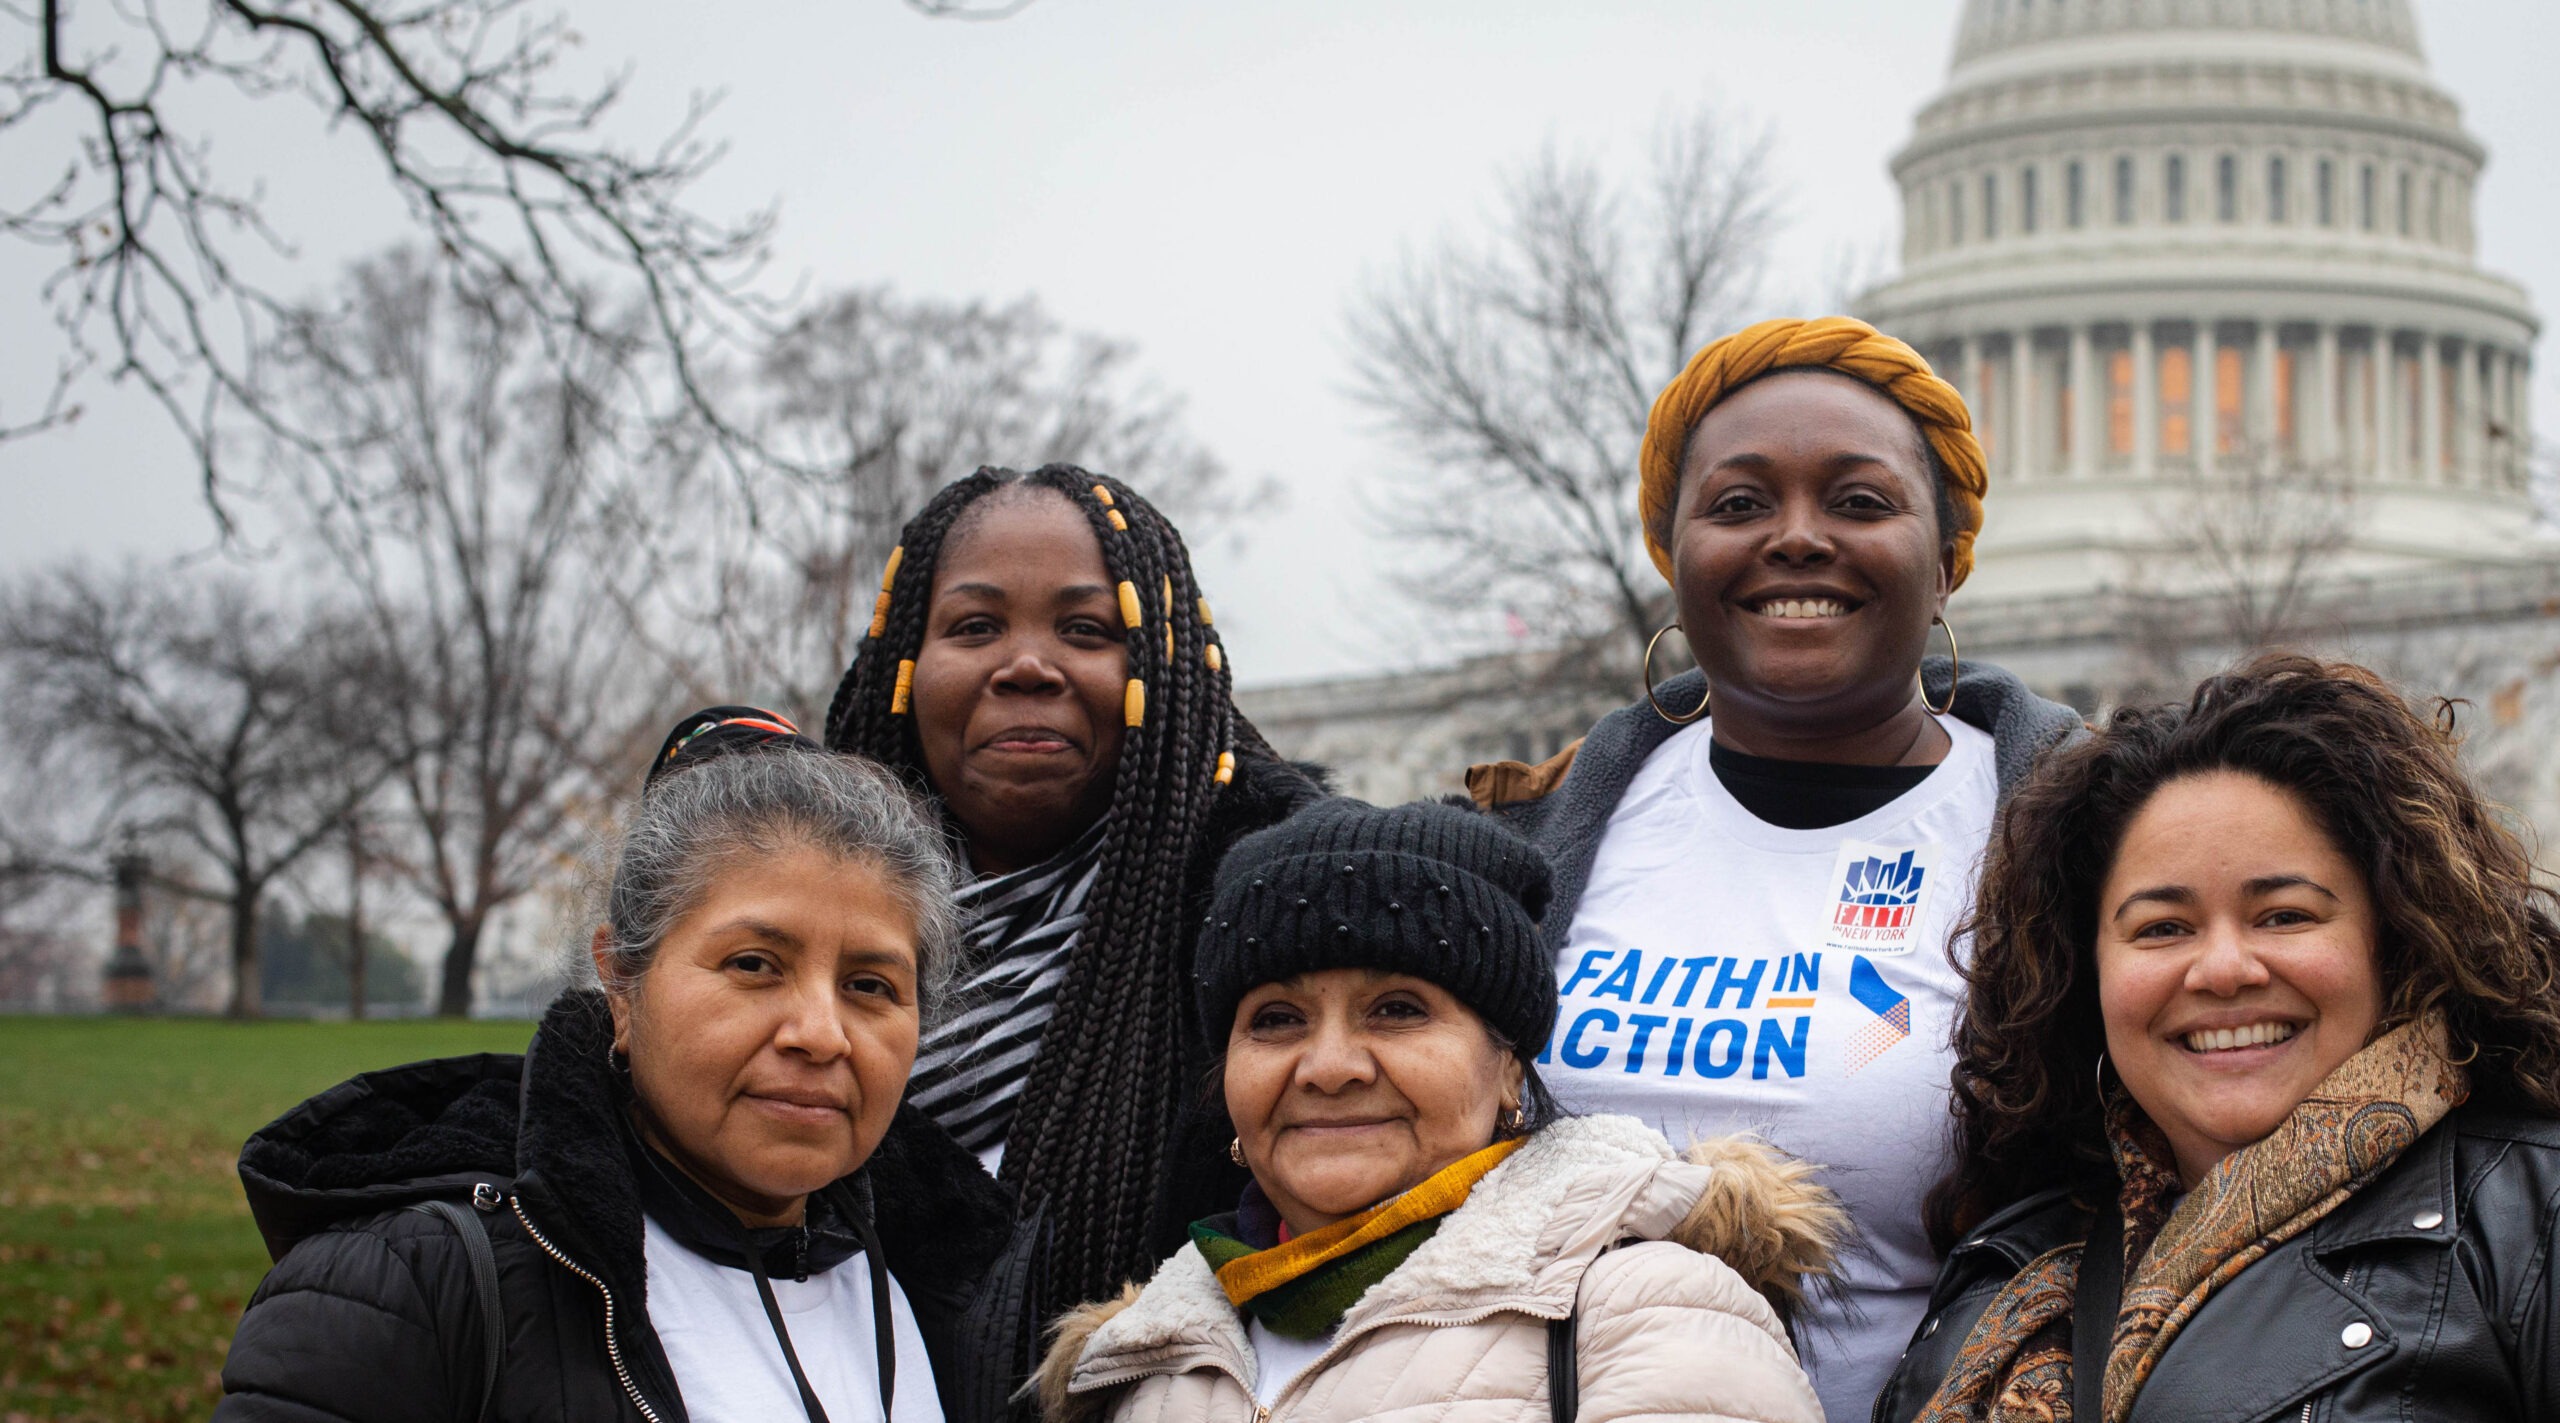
1467 655 2086 953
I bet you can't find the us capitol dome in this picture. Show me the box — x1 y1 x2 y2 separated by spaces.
1857 0 2541 603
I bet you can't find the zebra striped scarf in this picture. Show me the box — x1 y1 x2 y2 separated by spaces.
905 821 1108 1157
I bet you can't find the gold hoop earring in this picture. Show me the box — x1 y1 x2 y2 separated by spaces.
1502 1106 1527 1134
1643 624 1709 725
1228 1137 1246 1168
1922 615 1959 718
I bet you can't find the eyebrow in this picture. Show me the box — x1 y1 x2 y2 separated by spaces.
710 916 805 950
2243 874 2342 902
1706 450 1903 476
2110 885 2196 923
709 923 913 967
936 581 1116 603
2109 875 2343 923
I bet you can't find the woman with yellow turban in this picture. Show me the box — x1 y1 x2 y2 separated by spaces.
1466 316 2083 1422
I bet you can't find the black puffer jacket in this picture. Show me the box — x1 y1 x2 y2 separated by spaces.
215 990 1027 1423
1874 1103 2560 1423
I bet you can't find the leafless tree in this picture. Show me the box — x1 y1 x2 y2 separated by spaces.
1345 106 1779 676
2115 444 2359 699
629 286 1248 725
261 247 652 1016
0 919 87 1008
0 562 385 1015
4 0 1032 524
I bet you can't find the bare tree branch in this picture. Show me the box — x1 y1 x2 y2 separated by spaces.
0 561 390 1014
622 286 1253 725
260 246 654 1016
1344 105 1778 685
5 0 1030 521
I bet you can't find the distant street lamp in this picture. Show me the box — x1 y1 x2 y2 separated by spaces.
102 830 155 1012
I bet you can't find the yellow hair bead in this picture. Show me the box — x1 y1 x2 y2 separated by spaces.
1161 575 1173 615
1215 751 1236 785
1106 509 1128 532
1165 626 1174 661
1197 598 1214 626
1118 580 1144 629
1124 678 1147 727
866 546 906 637
1091 485 1116 507
890 659 916 715
1206 642 1223 673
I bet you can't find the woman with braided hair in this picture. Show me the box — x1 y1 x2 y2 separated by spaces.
824 464 1324 1331
1467 316 2083 1419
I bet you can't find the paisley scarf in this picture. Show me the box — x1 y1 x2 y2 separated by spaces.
1916 1015 2469 1423
1189 1137 1524 1339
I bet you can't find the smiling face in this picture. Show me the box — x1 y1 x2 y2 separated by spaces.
1223 968 1523 1235
602 846 923 1227
2096 770 2386 1188
909 488 1128 874
1668 370 1956 744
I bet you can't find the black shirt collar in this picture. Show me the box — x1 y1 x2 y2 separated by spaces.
624 1116 871 1282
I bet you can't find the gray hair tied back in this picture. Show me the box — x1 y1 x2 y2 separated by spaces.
593 748 965 1026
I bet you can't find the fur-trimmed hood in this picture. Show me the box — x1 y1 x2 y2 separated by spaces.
1038 1114 1842 1419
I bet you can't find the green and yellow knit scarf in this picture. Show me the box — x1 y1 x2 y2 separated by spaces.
1190 1137 1523 1340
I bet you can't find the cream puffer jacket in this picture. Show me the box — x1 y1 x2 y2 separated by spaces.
1037 1115 1842 1423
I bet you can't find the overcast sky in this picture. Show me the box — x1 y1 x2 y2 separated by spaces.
4 0 2553 689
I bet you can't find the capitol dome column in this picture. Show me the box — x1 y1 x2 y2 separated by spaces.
2313 325 2342 466
2070 324 2098 478
2131 323 2158 479
2419 337 2445 483
2372 329 2398 481
2457 342 2478 486
2010 331 2036 483
2253 322 2281 453
2516 355 2535 492
2192 324 2216 477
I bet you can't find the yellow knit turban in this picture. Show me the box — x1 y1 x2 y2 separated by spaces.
1637 315 1988 590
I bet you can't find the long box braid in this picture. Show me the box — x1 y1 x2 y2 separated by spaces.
825 464 1275 1312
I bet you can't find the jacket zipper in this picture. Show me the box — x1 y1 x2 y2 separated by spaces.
509 1193 668 1423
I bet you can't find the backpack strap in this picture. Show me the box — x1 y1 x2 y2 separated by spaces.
411 1191 506 1423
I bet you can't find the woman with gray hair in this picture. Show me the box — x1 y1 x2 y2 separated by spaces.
217 707 1020 1423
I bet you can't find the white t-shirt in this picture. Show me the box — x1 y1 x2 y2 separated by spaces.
1542 715 1998 1423
642 1214 946 1423
1246 1318 1333 1407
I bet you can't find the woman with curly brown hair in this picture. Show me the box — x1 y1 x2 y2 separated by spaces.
1876 653 2560 1423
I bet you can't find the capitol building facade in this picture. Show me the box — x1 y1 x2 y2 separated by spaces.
1862 0 2538 600
1244 0 2557 846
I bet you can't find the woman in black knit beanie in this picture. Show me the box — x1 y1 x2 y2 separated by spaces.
1036 797 1840 1423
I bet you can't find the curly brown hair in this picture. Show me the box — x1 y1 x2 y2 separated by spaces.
1927 652 2560 1251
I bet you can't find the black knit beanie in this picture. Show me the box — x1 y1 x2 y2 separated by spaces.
1193 797 1558 1058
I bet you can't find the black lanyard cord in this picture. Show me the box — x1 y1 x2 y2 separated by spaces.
747 1252 834 1423
743 1228 898 1423
852 1211 896 1420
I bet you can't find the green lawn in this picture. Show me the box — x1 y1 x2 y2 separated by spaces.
0 1016 534 1423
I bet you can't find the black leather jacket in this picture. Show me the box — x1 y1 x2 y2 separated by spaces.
1875 1104 2560 1423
